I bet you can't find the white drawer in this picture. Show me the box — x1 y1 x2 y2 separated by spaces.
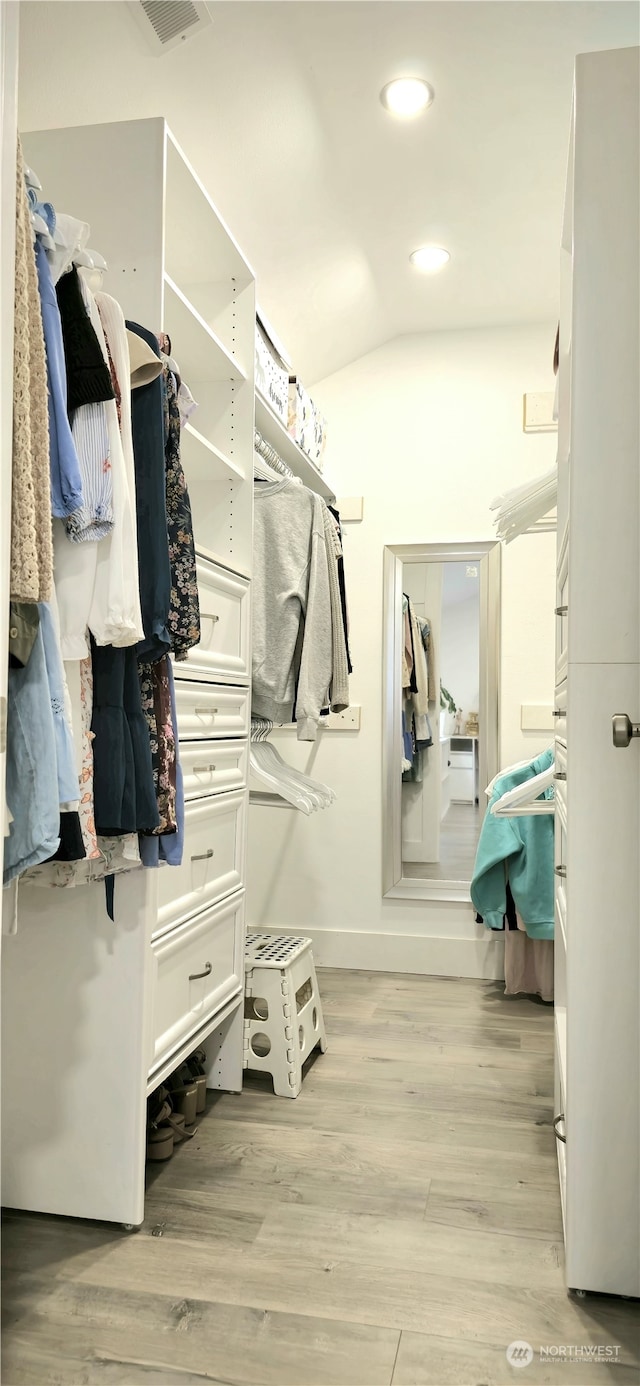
555 537 569 687
174 554 250 686
449 766 475 803
180 739 248 802
155 791 246 939
554 741 567 813
449 751 473 770
150 890 245 1070
175 681 249 741
553 682 567 746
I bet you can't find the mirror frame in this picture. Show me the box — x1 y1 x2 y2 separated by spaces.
382 541 502 902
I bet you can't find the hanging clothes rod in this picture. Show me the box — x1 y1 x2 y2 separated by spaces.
254 428 294 480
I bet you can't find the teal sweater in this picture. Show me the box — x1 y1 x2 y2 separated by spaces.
471 749 555 940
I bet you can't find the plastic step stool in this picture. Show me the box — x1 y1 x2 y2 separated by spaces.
244 932 328 1098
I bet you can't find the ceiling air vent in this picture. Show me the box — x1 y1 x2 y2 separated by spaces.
130 0 212 53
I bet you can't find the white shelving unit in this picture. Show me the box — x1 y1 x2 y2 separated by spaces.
554 47 639 1298
255 389 335 501
1 119 256 1228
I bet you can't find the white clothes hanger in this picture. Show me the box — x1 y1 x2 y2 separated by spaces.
485 746 554 797
249 748 315 814
249 719 336 811
491 467 557 543
254 452 284 485
490 762 555 817
254 742 334 808
30 210 55 249
24 163 42 190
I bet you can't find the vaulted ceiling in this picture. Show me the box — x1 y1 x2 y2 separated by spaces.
18 1 639 381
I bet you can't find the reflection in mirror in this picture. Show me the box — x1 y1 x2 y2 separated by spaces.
402 560 481 882
382 541 501 901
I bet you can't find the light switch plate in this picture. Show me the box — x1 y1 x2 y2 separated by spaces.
322 706 361 730
521 704 554 731
336 496 364 522
523 392 557 433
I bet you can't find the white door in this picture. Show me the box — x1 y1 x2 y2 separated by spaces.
559 46 640 1298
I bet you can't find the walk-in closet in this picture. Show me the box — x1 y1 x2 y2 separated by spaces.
1 4 639 1385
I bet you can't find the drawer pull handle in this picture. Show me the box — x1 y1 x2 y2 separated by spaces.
193 764 216 773
189 961 213 981
554 771 567 782
555 865 567 879
554 605 568 616
191 848 214 862
195 707 219 716
552 709 565 719
201 613 220 624
553 1113 566 1144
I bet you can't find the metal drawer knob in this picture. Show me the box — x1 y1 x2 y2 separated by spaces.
189 961 212 981
612 713 640 748
553 1113 566 1144
554 605 568 616
552 709 565 719
193 764 216 773
191 848 214 862
554 771 567 782
201 612 219 624
554 865 567 879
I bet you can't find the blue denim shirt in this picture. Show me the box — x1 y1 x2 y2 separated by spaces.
34 238 84 520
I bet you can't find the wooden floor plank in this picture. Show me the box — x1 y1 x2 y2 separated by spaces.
209 1088 556 1160
392 1330 640 1385
2 1276 399 1386
254 1203 564 1289
2 969 638 1386
425 1179 565 1241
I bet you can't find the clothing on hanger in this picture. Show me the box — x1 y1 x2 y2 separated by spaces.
126 320 172 664
11 137 53 604
252 474 333 740
33 237 84 524
471 749 555 939
162 364 200 661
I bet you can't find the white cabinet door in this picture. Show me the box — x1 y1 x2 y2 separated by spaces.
565 663 639 1295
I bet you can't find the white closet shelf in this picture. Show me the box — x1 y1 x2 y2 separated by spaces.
164 274 247 384
165 129 254 287
255 390 335 502
182 422 245 483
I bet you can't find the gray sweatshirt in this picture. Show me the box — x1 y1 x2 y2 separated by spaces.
253 477 332 740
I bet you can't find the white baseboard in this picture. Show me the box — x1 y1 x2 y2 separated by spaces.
248 925 505 979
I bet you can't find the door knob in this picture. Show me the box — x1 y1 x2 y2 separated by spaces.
612 714 640 748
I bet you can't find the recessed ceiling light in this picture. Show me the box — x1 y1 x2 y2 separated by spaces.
410 245 450 273
380 77 434 118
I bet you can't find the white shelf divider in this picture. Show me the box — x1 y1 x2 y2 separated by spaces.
164 274 246 384
182 421 245 483
255 389 335 502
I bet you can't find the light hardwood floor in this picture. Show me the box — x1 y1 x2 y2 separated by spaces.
403 803 481 883
2 970 639 1385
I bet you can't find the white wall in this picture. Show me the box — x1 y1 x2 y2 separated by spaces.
440 594 480 722
246 324 557 975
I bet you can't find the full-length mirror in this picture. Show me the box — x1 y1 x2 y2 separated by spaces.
383 542 501 900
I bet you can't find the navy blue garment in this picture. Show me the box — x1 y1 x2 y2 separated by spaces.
90 639 160 836
126 322 172 663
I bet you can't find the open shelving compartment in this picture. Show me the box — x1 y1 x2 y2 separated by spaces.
255 389 335 502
